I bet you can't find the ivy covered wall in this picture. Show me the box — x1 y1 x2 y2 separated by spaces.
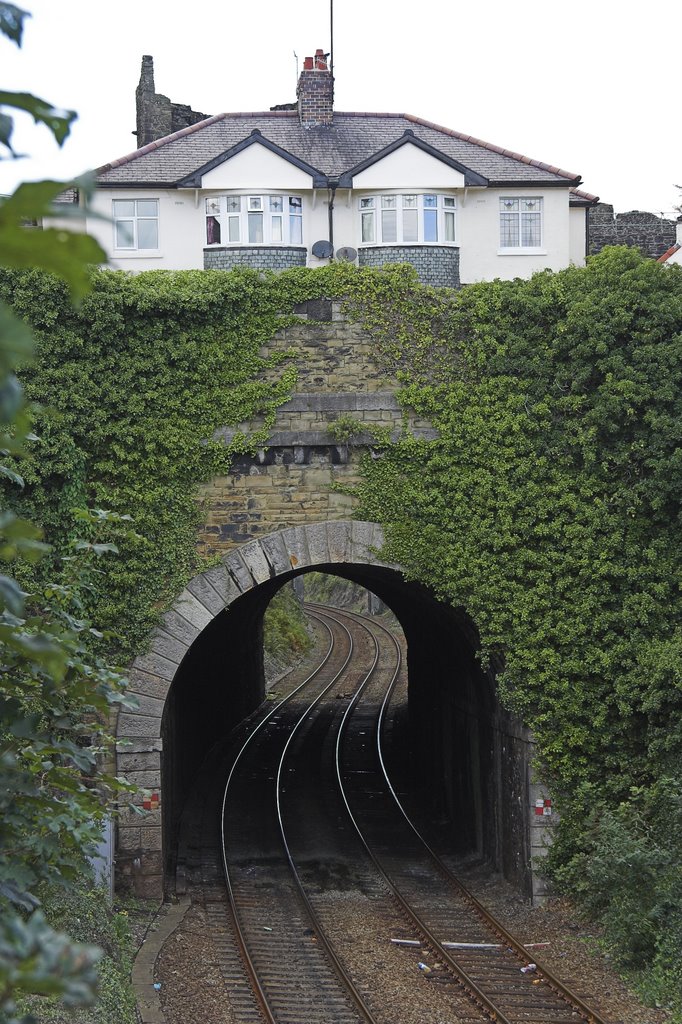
2 251 681 1007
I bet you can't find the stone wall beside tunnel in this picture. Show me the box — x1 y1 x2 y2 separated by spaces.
116 521 553 904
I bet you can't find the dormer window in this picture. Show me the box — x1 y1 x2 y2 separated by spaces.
205 195 303 246
359 194 457 245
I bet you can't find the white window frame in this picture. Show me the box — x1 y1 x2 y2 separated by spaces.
498 196 544 254
112 198 159 251
358 193 458 246
205 194 304 247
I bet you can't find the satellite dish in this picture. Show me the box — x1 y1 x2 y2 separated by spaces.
335 246 358 263
312 239 333 259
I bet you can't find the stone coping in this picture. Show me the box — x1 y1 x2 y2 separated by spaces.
132 896 191 1023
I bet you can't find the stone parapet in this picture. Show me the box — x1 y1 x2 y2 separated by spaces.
358 245 460 288
203 246 307 272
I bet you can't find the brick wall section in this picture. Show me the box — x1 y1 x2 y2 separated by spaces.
196 302 435 560
358 245 461 288
589 202 676 259
296 67 334 127
203 246 307 271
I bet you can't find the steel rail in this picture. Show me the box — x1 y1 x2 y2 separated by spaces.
220 611 338 1024
274 611 380 1024
221 610 380 1024
323 603 515 1024
329 603 609 1024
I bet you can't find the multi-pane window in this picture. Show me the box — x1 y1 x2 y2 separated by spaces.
499 197 543 249
359 194 457 245
113 199 159 250
205 195 303 245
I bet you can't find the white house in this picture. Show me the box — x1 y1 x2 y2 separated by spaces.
657 218 682 266
80 51 598 288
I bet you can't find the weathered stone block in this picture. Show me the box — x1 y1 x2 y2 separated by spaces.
327 520 352 563
239 541 273 583
127 669 170 701
186 573 225 615
127 693 165 718
148 629 189 666
173 590 213 631
118 713 162 739
117 750 161 773
306 521 330 565
125 769 162 789
223 552 254 592
133 650 177 682
159 610 199 643
117 827 141 850
259 531 292 575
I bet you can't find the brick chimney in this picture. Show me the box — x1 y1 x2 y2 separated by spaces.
297 49 334 128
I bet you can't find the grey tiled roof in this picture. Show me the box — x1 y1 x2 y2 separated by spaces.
97 111 582 187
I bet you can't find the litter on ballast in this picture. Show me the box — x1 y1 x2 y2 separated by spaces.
520 963 537 974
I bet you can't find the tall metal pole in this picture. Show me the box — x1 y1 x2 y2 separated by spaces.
330 0 334 86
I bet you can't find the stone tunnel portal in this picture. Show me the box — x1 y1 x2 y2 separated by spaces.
116 522 547 902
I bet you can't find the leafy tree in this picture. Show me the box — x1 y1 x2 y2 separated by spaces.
1 6 136 1021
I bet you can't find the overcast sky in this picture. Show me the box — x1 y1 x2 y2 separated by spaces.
1 0 680 216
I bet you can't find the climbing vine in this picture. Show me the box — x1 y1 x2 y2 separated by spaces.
2 251 681 1009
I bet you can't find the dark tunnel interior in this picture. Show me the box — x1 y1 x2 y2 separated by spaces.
161 564 533 895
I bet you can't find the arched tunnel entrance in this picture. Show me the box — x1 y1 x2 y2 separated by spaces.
116 522 542 901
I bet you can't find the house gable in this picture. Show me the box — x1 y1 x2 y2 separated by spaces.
345 133 488 190
179 132 320 190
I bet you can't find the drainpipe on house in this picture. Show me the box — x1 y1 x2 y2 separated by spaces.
327 179 338 255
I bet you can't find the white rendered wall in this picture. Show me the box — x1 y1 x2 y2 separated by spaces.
200 145 313 191
569 207 588 265
87 190 204 271
458 188 571 284
352 143 466 190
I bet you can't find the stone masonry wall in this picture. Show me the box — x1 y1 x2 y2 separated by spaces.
358 245 460 288
197 301 435 559
135 55 208 148
204 246 307 272
589 203 676 259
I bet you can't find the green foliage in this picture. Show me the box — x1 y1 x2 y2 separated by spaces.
345 248 682 1010
0 263 358 660
0 6 136 1018
263 583 311 661
14 882 138 1024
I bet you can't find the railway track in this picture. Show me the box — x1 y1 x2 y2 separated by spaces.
218 601 610 1024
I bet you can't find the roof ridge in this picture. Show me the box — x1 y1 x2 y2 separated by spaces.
96 113 229 173
570 186 600 202
402 113 581 182
657 243 681 263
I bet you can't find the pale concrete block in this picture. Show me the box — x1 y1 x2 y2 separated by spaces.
239 541 273 584
259 531 292 575
133 651 177 682
148 629 188 666
173 589 213 631
159 609 200 647
327 520 352 563
186 573 224 615
223 552 254 592
306 521 330 565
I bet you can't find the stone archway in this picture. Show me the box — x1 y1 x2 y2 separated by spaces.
116 521 390 897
